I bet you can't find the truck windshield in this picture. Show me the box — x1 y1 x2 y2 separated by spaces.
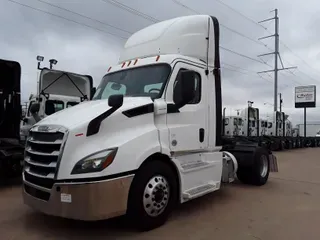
93 64 171 100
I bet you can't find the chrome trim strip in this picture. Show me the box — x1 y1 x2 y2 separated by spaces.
25 157 57 168
25 167 55 179
23 178 51 193
26 148 59 156
28 139 63 145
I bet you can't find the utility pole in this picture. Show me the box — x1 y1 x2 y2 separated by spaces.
257 9 297 112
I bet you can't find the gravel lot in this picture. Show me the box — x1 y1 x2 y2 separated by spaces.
1 148 320 240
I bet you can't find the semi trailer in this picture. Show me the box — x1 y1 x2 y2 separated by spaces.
0 59 24 180
22 15 278 231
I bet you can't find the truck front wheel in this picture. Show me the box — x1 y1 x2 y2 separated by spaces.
237 148 270 186
127 160 178 231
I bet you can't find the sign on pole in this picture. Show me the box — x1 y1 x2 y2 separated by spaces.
295 85 316 108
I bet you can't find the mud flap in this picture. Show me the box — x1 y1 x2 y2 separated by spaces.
269 154 278 172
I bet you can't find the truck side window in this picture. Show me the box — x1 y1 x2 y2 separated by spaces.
224 118 229 125
233 118 238 125
45 100 64 115
173 69 201 104
67 102 79 108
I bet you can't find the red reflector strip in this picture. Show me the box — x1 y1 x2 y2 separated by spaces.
133 59 138 65
75 133 84 137
121 62 126 68
156 55 160 61
107 66 112 72
127 61 131 67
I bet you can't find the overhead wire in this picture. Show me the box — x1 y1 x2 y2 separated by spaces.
7 0 128 39
211 0 320 88
102 0 159 22
36 0 133 34
212 0 267 30
220 46 266 64
170 0 266 47
10 0 301 91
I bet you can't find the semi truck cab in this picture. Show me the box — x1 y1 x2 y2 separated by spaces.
241 107 259 137
224 116 244 136
20 68 95 142
22 15 277 230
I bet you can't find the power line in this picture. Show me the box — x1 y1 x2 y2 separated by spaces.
170 0 266 47
7 0 127 39
222 66 251 75
209 0 320 85
104 0 267 47
220 46 266 64
280 42 320 78
102 0 159 22
212 0 266 30
260 16 320 84
36 0 132 34
221 62 256 73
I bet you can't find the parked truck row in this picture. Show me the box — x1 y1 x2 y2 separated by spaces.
223 106 320 151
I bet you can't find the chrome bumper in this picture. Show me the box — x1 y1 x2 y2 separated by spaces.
23 174 134 221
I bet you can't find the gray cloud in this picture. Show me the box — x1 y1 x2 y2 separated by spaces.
1 0 320 126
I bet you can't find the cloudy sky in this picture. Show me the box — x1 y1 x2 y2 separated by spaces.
1 0 320 125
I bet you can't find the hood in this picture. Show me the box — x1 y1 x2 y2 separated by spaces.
0 59 21 139
39 68 93 100
37 97 154 129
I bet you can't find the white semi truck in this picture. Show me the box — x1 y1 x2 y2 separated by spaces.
20 68 95 142
22 15 278 230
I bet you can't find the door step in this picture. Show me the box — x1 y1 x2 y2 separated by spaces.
181 161 210 172
182 182 218 200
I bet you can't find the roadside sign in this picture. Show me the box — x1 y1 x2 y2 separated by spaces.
295 85 316 108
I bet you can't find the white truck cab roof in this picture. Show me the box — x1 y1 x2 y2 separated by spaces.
119 15 217 66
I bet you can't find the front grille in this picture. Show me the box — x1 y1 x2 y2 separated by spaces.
24 171 55 189
24 184 50 201
23 125 67 201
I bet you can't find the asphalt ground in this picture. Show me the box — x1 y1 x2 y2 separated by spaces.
1 148 319 240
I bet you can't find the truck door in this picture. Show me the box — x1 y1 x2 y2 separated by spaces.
165 63 208 152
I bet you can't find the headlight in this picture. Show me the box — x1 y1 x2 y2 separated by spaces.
71 148 118 174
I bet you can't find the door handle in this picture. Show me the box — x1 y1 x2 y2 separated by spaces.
199 128 205 143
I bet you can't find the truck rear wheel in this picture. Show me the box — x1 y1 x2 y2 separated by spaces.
127 160 178 231
237 147 270 186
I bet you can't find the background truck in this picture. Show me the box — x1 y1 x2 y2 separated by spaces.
224 105 320 150
22 15 278 231
0 59 24 180
20 68 96 143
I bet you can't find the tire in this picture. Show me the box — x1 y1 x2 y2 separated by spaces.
237 147 270 186
127 160 178 231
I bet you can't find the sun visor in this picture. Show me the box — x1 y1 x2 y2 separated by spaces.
39 68 93 100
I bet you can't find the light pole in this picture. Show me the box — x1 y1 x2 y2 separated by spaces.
49 59 58 69
248 101 254 107
36 55 44 70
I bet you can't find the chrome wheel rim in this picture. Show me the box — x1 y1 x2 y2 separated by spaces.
260 155 268 178
143 175 170 217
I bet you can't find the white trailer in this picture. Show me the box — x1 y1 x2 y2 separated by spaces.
296 123 320 137
22 15 278 231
